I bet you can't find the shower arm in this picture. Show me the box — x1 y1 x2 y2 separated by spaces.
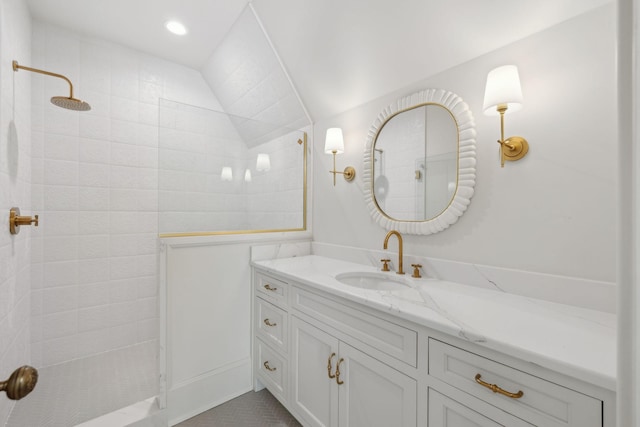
12 60 75 99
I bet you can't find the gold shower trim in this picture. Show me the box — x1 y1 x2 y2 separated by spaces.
159 132 308 238
13 60 91 111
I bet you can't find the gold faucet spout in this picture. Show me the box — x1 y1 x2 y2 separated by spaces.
383 230 404 275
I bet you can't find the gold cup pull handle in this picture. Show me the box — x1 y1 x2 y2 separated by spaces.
263 318 277 327
0 366 38 400
474 374 523 399
327 352 336 379
263 361 276 372
263 284 277 292
335 358 345 385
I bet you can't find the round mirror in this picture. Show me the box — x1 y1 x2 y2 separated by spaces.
363 89 476 235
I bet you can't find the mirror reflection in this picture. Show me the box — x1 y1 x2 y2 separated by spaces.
374 104 458 221
363 89 476 235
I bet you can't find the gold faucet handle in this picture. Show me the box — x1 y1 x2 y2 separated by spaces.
380 259 391 271
411 264 422 278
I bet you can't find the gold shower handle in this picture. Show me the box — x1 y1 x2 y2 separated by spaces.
0 366 38 400
9 207 39 235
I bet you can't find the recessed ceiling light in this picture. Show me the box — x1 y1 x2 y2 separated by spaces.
165 20 187 36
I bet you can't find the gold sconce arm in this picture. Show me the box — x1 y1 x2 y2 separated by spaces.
496 105 528 168
329 150 356 186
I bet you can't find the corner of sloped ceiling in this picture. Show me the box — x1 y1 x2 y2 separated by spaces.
199 3 312 148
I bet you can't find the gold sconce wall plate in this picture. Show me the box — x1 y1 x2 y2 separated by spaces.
342 166 356 181
501 136 529 163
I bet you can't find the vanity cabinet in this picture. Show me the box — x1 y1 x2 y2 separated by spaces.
428 339 602 427
254 272 291 403
427 389 533 427
291 316 417 427
252 266 612 427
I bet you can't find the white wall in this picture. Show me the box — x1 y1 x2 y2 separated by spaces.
313 6 616 285
29 21 223 367
0 0 31 422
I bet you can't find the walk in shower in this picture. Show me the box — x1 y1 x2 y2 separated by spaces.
2 1 309 424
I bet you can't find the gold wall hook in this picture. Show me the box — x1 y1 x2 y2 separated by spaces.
0 366 38 400
9 207 39 235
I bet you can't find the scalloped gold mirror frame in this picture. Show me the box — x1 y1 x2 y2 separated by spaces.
363 89 477 235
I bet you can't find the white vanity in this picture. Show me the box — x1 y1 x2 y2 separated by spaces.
251 255 615 427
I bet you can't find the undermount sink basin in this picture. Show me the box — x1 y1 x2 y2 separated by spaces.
335 272 412 291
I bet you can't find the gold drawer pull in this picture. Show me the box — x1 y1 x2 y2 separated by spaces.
475 374 523 399
335 358 345 385
263 318 277 327
327 353 336 379
263 361 277 372
263 284 278 292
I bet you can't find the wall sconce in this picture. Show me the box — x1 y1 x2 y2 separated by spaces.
221 166 233 182
244 169 252 182
256 154 271 172
325 128 355 186
483 65 529 167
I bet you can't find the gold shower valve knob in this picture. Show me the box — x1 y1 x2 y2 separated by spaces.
9 207 39 235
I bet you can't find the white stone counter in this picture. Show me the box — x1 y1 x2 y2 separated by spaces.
252 254 616 391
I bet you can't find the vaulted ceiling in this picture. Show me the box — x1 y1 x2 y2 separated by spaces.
26 0 612 120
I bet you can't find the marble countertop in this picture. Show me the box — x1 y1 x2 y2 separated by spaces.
252 255 616 391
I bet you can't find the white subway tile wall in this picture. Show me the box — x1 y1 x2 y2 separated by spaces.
158 100 305 234
29 21 222 368
0 0 32 423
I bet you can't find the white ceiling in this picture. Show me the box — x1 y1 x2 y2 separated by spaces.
26 0 612 120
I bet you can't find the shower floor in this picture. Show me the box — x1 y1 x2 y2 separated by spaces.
7 341 158 427
177 389 301 427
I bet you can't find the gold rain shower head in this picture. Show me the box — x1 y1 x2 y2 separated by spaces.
12 60 91 111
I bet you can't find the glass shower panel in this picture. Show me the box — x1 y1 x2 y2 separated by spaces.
158 99 306 236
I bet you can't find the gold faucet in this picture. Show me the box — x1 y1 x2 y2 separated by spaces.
383 230 404 275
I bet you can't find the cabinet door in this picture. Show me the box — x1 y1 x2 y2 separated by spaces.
291 316 339 427
428 389 533 427
337 343 417 427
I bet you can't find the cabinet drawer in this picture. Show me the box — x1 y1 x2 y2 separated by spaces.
292 286 417 367
256 338 287 400
428 339 602 427
255 297 288 351
255 272 288 305
428 389 533 427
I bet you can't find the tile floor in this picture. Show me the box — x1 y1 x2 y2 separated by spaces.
6 342 158 427
176 389 301 427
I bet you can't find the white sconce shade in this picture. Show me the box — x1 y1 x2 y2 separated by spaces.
221 166 233 182
324 128 345 154
244 169 252 182
256 154 271 171
483 65 523 116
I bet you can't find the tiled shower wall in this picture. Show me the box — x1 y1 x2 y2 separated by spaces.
159 100 306 234
0 0 32 422
29 21 222 367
